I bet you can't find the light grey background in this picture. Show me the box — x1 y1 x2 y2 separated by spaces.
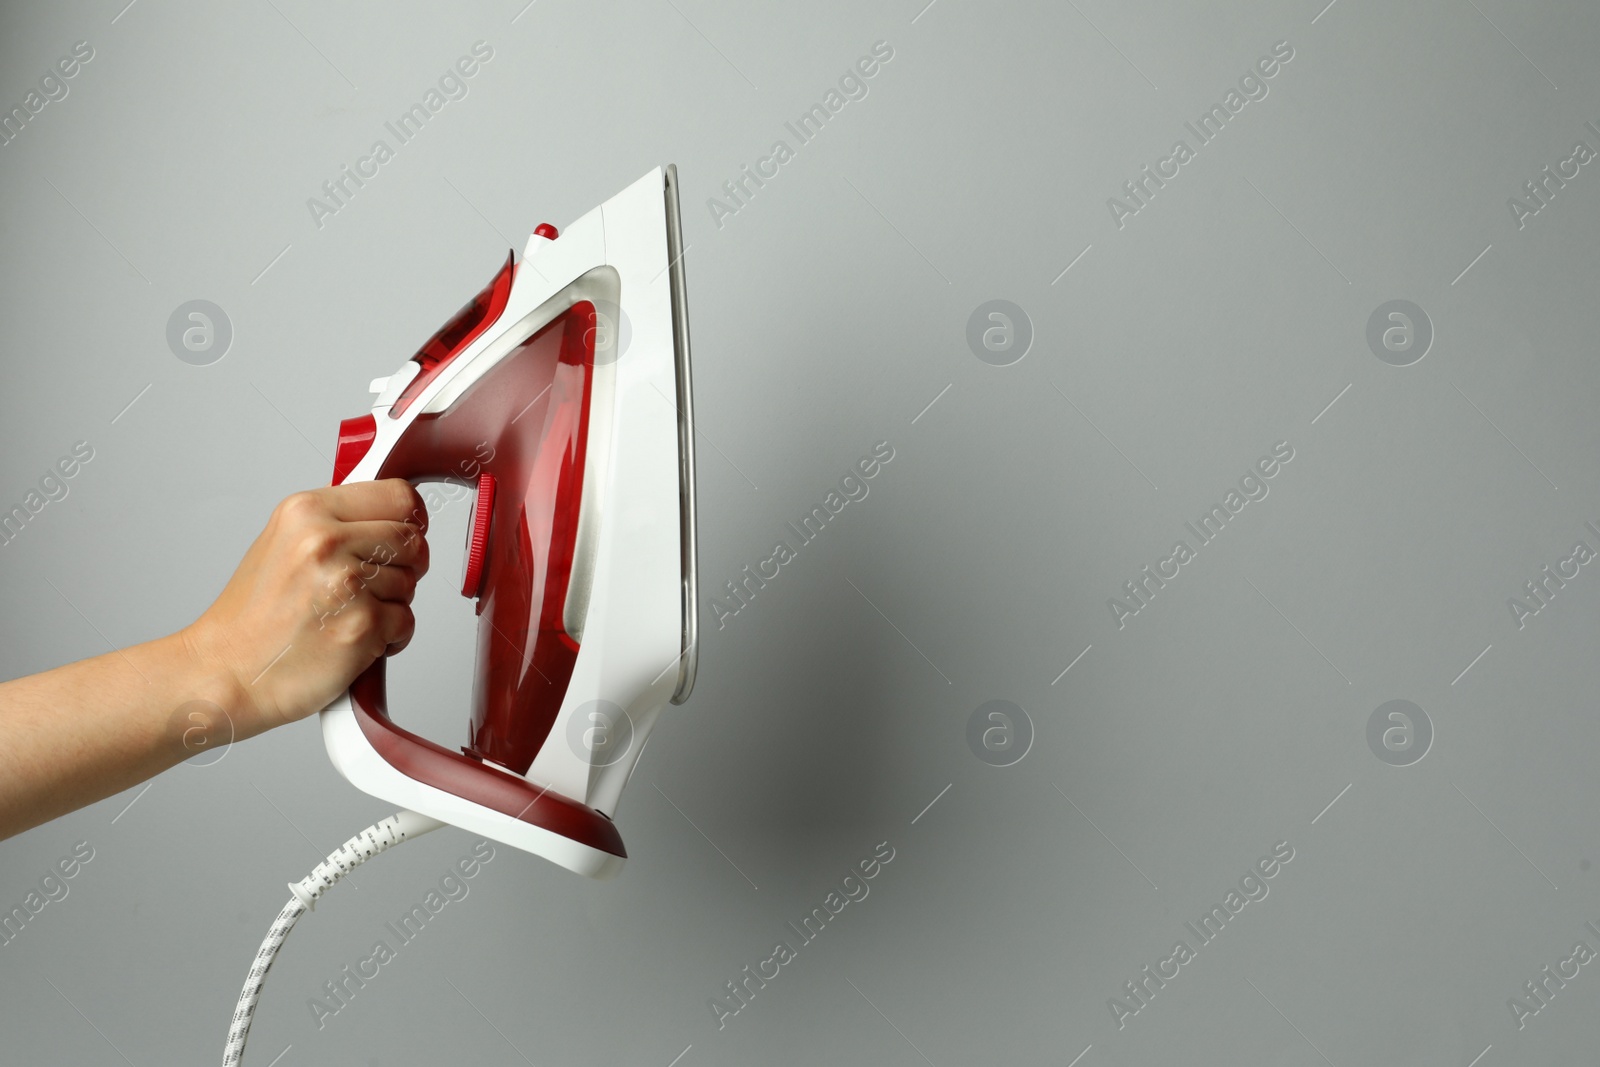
2 0 1597 1064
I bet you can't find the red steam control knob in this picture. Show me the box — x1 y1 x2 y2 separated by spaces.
461 472 496 599
331 414 377 485
533 223 559 240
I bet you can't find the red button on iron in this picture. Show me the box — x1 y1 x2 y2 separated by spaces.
461 472 496 599
533 223 558 240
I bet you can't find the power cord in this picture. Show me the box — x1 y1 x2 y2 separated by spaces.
222 810 445 1065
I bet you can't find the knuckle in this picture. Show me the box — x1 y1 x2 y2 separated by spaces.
388 525 425 567
275 490 324 525
376 607 410 656
296 526 341 564
387 479 427 523
333 603 378 645
416 537 431 574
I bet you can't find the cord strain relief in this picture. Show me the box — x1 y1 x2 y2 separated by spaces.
286 881 318 911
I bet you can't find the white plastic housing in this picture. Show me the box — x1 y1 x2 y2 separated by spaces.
320 168 689 878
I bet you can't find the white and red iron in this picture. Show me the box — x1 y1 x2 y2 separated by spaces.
223 167 699 1065
320 165 699 880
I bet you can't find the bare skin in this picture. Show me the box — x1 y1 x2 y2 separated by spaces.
0 479 430 840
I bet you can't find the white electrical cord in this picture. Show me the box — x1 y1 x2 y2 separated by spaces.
222 810 445 1066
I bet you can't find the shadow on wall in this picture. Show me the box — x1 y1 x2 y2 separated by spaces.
703 543 914 867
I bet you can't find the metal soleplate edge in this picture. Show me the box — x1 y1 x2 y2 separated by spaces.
664 164 699 705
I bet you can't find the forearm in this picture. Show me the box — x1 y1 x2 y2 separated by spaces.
0 630 247 840
0 480 426 841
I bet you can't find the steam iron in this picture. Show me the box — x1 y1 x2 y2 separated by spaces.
319 166 698 879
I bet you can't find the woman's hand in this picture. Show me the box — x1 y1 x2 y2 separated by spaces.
180 479 430 741
0 479 431 840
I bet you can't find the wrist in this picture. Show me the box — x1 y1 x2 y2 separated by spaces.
169 625 265 747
